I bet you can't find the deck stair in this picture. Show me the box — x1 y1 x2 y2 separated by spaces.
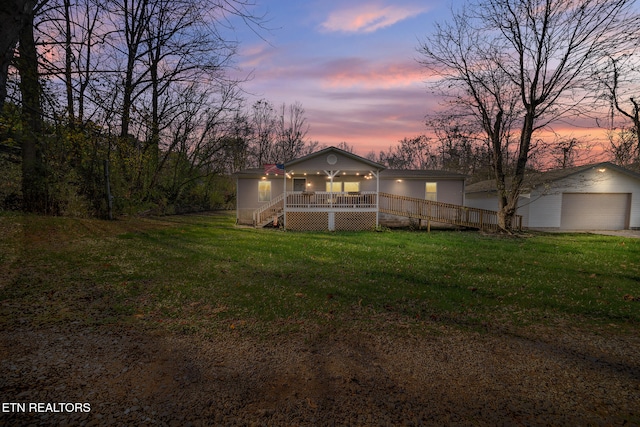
378 192 521 231
253 193 284 227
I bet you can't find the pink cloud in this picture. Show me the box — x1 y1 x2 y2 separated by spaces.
320 4 429 34
237 43 277 68
304 90 438 155
320 58 425 89
235 50 434 93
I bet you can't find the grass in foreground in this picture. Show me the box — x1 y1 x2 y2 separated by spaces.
0 211 638 336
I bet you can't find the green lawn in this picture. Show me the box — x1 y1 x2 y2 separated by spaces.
1 211 638 335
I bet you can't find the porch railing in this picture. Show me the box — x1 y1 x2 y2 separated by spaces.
286 191 377 209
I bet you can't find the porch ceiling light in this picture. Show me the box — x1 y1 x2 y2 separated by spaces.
598 168 606 173
397 179 403 183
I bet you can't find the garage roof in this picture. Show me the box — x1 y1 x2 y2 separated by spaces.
465 162 640 194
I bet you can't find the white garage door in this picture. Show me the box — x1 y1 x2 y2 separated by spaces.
561 193 630 230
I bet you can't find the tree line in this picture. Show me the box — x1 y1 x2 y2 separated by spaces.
0 0 321 216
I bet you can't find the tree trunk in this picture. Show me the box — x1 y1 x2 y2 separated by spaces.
0 0 36 110
63 0 74 125
18 5 47 213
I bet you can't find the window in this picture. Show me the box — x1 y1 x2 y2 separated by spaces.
326 182 342 192
344 182 360 192
425 182 437 201
258 181 271 202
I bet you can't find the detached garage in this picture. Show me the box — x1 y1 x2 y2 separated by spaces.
465 162 640 230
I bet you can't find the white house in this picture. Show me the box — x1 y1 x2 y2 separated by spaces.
465 162 640 230
234 146 473 231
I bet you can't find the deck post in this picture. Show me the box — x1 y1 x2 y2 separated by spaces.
324 170 340 208
370 170 380 228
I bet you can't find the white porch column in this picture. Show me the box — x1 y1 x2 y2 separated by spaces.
324 170 340 208
283 169 287 229
370 169 380 227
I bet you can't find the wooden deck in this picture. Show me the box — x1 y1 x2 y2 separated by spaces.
253 192 522 231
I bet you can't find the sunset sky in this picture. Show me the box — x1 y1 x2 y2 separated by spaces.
230 1 611 159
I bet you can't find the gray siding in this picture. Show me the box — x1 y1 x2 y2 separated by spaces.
379 178 465 228
236 176 285 224
379 179 464 205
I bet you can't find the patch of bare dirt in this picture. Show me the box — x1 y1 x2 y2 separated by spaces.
1 323 638 426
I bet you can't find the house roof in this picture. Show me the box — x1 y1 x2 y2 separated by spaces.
234 167 467 179
465 161 640 194
233 167 267 177
234 147 467 179
284 146 386 170
379 169 467 179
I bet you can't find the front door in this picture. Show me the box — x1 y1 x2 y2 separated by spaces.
293 178 306 192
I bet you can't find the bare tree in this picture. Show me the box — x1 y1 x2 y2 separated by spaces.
363 150 378 162
428 115 492 176
379 136 436 170
606 126 638 167
249 99 276 166
598 54 640 165
419 0 638 230
274 101 309 162
335 141 355 153
419 6 519 228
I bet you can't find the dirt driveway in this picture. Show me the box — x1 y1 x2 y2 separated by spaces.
1 322 638 426
589 230 640 238
531 228 640 238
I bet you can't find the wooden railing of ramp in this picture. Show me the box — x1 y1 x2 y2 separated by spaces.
378 192 522 231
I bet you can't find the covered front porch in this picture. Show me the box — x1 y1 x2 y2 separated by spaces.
254 190 379 231
254 148 385 230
